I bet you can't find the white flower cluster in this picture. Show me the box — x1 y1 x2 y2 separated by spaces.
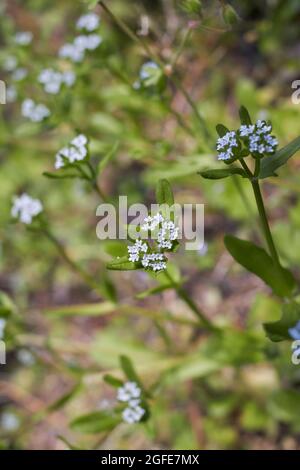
11 193 43 224
117 382 145 424
128 239 148 263
141 253 166 272
239 120 278 155
15 31 33 46
55 134 88 169
139 61 159 80
216 131 239 161
76 12 100 32
59 34 102 62
21 99 50 122
127 214 178 272
38 68 75 94
0 318 6 340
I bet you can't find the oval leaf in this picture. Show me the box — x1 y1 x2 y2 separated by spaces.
70 411 121 434
107 256 140 271
264 302 300 342
259 136 300 179
224 235 295 297
199 167 247 180
156 179 174 206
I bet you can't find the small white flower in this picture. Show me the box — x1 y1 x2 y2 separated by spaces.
11 193 43 224
140 61 159 80
238 120 278 155
15 31 33 45
0 318 6 340
127 239 148 263
38 68 76 94
6 85 17 103
59 43 85 63
12 68 28 81
76 12 100 32
22 99 50 122
17 349 35 366
216 131 239 161
141 253 166 272
55 134 88 169
59 34 102 63
117 382 141 402
1 412 20 432
122 405 145 424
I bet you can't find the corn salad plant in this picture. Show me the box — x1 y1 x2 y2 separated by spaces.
1 0 300 450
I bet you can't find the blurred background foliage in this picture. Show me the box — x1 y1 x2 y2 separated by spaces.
1 0 300 450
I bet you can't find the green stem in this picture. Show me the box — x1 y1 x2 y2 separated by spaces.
42 227 103 295
98 0 212 142
251 179 280 267
164 271 216 331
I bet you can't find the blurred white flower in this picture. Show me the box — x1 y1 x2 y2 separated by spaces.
117 382 141 402
58 34 102 63
17 349 35 366
140 61 159 80
12 68 28 82
11 193 43 224
3 55 17 72
38 68 76 94
122 405 145 424
55 134 88 169
1 412 20 432
15 31 33 45
6 85 17 103
76 12 100 32
117 382 145 424
22 99 50 122
0 318 6 339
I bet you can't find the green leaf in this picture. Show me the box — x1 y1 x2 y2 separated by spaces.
259 136 300 179
47 383 82 412
216 124 229 137
224 235 295 297
98 141 119 174
106 256 140 271
70 411 121 434
199 167 247 180
156 179 174 207
103 374 123 388
0 291 16 317
239 106 252 125
136 284 173 299
264 302 300 342
119 355 149 397
45 301 116 317
43 172 79 179
269 390 300 424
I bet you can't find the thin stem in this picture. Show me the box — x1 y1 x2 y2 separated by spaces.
171 28 193 68
42 227 103 295
251 179 280 267
98 0 212 142
239 158 280 266
164 270 216 331
86 161 108 202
